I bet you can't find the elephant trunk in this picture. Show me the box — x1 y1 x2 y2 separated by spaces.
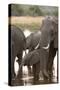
19 59 25 70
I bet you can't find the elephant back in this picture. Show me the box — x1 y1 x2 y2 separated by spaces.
11 25 26 54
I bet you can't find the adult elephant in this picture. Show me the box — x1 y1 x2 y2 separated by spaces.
9 25 26 80
26 30 41 52
47 17 58 78
33 16 58 80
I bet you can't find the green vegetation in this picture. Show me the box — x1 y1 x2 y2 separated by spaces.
28 6 43 16
10 4 58 16
11 4 24 16
52 9 58 16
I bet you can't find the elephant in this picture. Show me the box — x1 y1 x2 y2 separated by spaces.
25 30 41 73
45 16 58 78
19 16 58 80
47 24 58 78
26 30 41 52
32 16 58 80
19 47 49 80
9 25 26 80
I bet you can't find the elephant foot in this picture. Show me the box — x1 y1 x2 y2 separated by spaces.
33 74 39 81
39 71 44 80
43 70 49 79
16 68 22 79
48 71 53 78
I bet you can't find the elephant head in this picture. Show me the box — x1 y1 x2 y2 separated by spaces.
26 31 41 52
39 16 58 49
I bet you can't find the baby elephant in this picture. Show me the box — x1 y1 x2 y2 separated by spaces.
20 48 49 80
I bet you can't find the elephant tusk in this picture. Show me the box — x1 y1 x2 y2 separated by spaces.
35 43 40 49
35 43 50 50
42 43 50 49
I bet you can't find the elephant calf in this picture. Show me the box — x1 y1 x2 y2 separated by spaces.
20 48 49 79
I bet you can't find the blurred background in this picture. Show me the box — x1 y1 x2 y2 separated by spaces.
9 4 58 32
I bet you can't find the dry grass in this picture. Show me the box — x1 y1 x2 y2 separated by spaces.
9 16 44 24
9 16 44 31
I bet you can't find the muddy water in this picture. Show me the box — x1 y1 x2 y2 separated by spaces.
13 30 58 86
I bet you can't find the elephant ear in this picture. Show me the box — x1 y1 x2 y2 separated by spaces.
54 32 58 49
52 17 58 49
52 17 58 33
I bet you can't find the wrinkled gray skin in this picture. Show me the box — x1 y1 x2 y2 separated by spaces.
26 31 41 52
11 25 26 79
33 16 58 79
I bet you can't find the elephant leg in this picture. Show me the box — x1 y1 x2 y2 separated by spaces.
48 58 54 75
39 49 49 79
11 56 16 80
47 47 56 77
43 52 49 79
11 44 16 80
39 58 44 80
17 51 23 78
33 64 37 79
47 41 55 74
33 61 40 80
27 65 32 74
